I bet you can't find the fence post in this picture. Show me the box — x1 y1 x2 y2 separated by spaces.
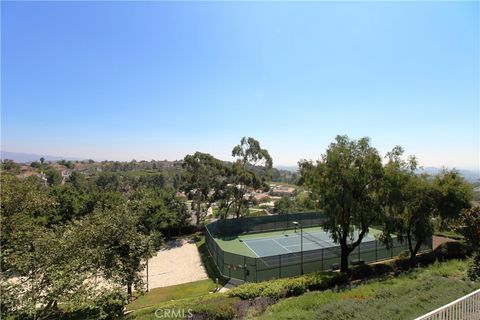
375 241 378 261
321 248 324 271
279 255 282 278
244 256 247 281
358 244 361 261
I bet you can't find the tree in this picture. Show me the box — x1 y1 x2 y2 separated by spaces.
380 147 436 266
274 195 294 214
433 169 473 230
299 135 384 272
30 161 41 168
50 184 93 222
1 221 102 319
227 137 273 219
181 152 226 225
45 168 62 186
456 206 480 252
83 206 155 298
1 159 20 174
40 157 45 164
401 175 437 265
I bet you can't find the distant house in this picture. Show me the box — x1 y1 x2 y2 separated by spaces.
176 191 187 199
252 193 270 202
61 170 71 184
270 186 296 197
38 172 48 186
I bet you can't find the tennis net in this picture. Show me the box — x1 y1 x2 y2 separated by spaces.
302 230 332 247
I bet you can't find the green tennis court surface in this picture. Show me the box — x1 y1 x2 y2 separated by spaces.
243 229 375 257
214 226 381 266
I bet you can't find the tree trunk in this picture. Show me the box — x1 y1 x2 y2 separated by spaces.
340 247 350 273
127 282 132 299
407 233 423 267
196 202 201 225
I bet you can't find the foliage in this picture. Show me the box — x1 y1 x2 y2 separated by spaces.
380 147 436 266
1 221 101 319
456 206 480 252
45 168 62 185
191 296 237 320
81 206 156 297
91 289 128 319
299 135 384 272
181 152 226 225
258 260 479 320
274 193 318 214
225 137 273 219
1 159 20 173
228 272 348 300
433 169 473 230
433 241 469 261
468 252 480 281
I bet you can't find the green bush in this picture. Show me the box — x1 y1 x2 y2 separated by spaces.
228 272 348 300
393 256 411 270
350 264 374 280
92 289 128 320
191 296 237 320
416 251 437 266
468 253 480 281
372 263 393 276
434 241 468 261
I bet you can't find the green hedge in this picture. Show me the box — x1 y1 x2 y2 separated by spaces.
349 263 394 280
434 241 470 261
228 272 348 300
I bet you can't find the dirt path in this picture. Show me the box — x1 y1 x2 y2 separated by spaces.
141 238 208 289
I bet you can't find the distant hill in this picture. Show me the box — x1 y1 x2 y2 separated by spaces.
275 165 299 172
419 167 479 183
0 151 82 163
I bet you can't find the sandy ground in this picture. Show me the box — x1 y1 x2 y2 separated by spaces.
141 238 208 289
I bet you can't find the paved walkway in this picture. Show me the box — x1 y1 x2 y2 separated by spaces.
218 278 244 293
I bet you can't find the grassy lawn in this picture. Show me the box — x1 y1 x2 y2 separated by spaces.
127 279 217 311
129 259 479 319
256 259 480 320
127 234 228 312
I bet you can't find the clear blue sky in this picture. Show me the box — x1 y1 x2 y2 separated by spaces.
2 1 479 170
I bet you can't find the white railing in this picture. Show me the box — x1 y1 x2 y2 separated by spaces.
414 289 480 320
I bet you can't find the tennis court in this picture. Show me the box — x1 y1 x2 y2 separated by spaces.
241 228 376 267
205 212 433 282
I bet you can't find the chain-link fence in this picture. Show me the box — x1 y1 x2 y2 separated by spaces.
205 212 433 282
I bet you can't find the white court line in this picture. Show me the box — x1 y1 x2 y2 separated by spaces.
272 239 293 253
243 234 298 243
242 240 261 258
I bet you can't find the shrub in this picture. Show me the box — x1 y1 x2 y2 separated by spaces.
434 241 468 261
93 289 128 320
393 256 411 271
468 253 480 281
372 263 393 276
228 272 348 300
350 264 374 280
234 297 275 318
191 296 237 320
416 251 437 266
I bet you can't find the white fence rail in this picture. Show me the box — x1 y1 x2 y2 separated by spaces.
414 289 480 320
